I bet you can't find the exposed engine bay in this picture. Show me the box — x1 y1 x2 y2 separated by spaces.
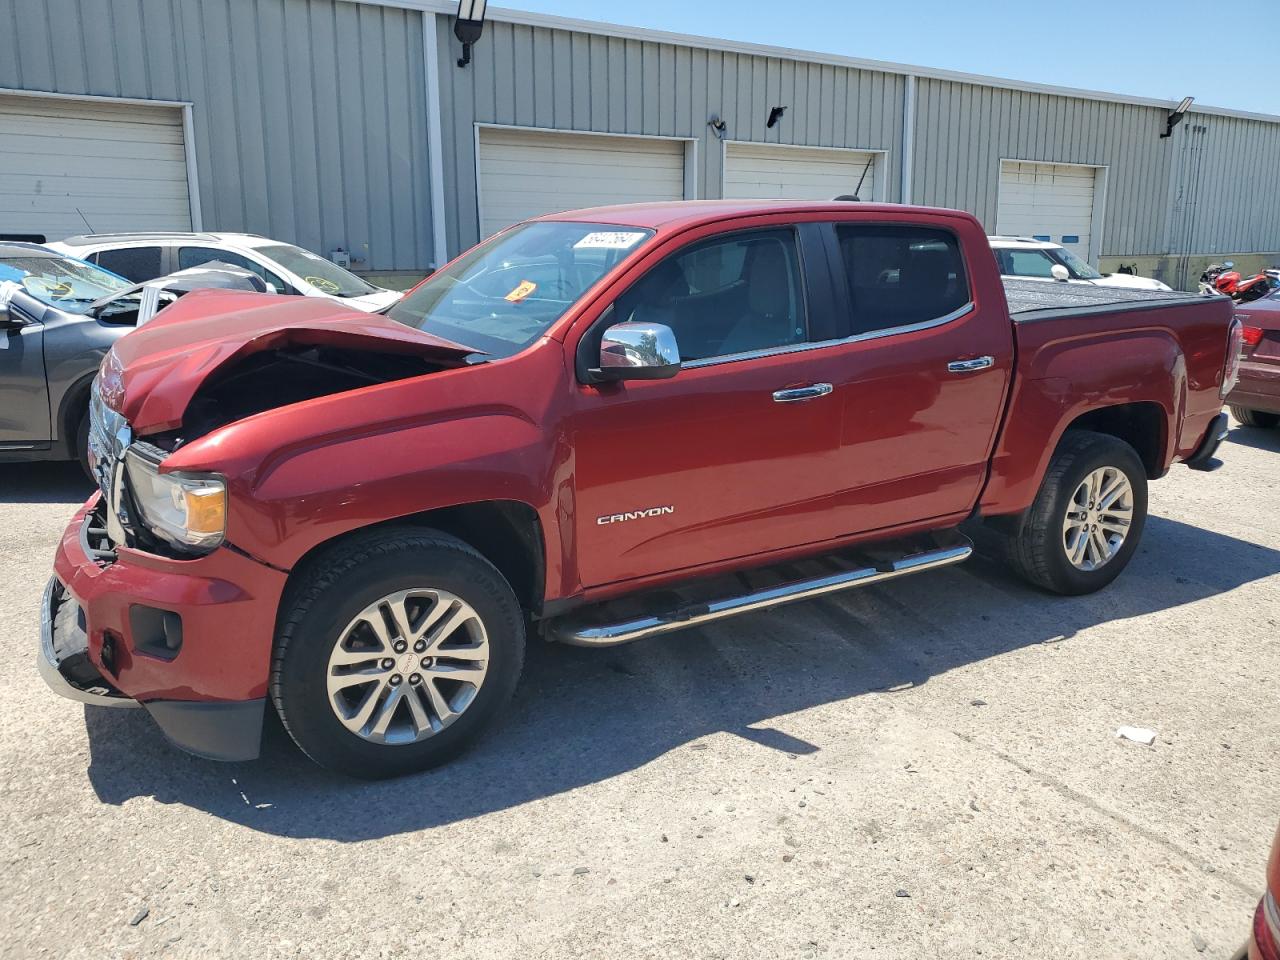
172 344 461 446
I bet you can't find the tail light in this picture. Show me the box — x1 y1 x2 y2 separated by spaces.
1222 318 1245 398
1241 324 1264 349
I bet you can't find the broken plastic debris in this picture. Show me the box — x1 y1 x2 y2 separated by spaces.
1116 726 1157 746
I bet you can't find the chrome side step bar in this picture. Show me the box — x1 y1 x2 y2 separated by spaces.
546 539 973 648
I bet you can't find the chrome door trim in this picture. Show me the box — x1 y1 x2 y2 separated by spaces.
681 301 975 370
946 355 995 373
772 383 834 403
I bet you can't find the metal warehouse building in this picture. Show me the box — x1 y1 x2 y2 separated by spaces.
2 0 1278 290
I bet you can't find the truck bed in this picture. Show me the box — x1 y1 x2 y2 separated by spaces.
1002 278 1213 322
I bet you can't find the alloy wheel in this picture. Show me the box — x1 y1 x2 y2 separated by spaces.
1061 466 1134 571
325 588 489 744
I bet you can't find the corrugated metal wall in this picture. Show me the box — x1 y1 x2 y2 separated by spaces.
0 0 434 271
910 78 1176 258
1168 113 1280 255
436 14 906 258
1 0 1278 271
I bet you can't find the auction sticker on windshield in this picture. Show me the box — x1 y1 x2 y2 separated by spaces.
573 231 648 250
504 280 538 303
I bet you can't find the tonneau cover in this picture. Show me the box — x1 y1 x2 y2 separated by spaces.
1003 278 1215 321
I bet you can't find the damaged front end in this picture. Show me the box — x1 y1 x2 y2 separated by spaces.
40 292 474 757
89 290 477 558
178 341 456 441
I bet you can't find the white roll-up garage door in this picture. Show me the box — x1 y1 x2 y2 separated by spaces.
0 94 192 241
476 128 686 239
723 143 879 202
996 161 1098 260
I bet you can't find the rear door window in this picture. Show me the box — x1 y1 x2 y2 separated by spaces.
94 246 163 284
834 225 970 335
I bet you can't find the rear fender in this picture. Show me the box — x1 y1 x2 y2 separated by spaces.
981 331 1181 516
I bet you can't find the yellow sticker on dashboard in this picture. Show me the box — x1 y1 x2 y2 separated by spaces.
504 280 537 302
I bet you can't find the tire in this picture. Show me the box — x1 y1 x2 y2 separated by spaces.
1229 405 1280 429
1004 430 1148 596
75 408 92 480
270 528 525 779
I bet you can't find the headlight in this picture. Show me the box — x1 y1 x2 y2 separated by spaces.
124 448 226 551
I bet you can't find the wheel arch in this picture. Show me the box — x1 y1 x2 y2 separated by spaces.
1060 401 1169 479
54 369 97 458
283 499 547 617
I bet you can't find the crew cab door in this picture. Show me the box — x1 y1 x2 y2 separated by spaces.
820 219 1014 533
569 223 850 588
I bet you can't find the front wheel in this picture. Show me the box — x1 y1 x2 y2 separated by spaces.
271 528 525 778
75 409 92 480
1005 430 1148 595
1229 405 1280 429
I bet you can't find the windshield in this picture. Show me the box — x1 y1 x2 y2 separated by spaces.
0 255 130 314
1051 247 1103 280
254 244 377 297
387 221 655 358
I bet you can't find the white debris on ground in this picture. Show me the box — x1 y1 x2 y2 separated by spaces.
1116 726 1158 746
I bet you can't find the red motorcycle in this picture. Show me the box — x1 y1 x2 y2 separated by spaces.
1200 261 1280 302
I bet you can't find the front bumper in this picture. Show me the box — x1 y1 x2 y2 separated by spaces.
38 576 139 709
40 496 289 760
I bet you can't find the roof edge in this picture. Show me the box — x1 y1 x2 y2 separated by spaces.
370 0 1280 126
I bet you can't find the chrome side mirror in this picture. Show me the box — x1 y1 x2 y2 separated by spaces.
1050 264 1070 282
593 321 681 381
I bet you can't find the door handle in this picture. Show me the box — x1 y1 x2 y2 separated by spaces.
947 356 995 373
772 383 834 403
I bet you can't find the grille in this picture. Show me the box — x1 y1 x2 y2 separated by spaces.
79 501 117 565
87 380 134 544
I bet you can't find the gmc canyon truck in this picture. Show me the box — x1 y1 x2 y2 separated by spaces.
38 201 1240 779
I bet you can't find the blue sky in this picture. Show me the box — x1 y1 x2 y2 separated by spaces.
509 0 1278 116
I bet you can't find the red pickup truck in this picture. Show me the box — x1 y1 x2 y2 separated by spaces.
39 201 1240 778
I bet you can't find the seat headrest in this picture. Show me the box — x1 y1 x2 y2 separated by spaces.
900 247 951 293
634 258 689 305
745 240 791 318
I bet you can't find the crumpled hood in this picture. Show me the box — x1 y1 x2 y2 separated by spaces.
100 289 472 433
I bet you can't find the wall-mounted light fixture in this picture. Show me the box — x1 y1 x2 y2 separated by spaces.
708 116 727 140
1160 96 1194 139
455 0 488 68
766 106 786 129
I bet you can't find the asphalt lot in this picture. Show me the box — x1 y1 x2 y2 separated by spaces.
1 418 1277 960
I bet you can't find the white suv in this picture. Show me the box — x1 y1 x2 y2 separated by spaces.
46 232 403 312
989 236 1171 291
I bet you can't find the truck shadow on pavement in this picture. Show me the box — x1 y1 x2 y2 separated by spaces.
80 511 1280 840
1 461 94 504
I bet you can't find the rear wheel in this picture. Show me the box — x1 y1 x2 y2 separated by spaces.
1229 405 1280 429
271 528 525 779
1004 430 1148 595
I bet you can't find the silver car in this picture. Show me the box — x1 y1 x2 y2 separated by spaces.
0 243 144 475
1 243 275 476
